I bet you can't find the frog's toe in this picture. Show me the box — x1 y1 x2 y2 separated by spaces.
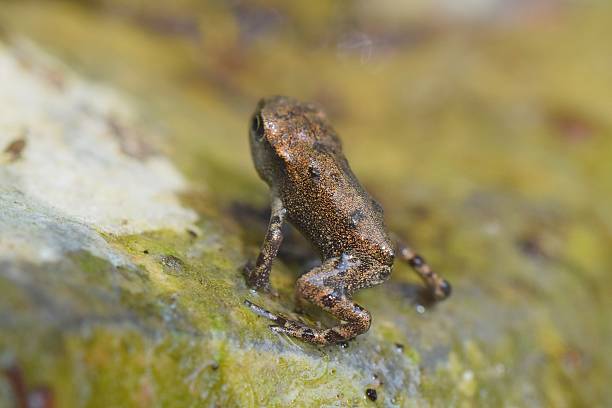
244 299 280 321
270 323 323 344
439 279 452 299
433 279 452 301
244 300 322 343
243 264 275 293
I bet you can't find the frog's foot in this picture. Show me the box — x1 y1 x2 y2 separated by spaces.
244 194 286 294
244 300 316 340
244 299 367 346
242 262 278 296
396 242 452 301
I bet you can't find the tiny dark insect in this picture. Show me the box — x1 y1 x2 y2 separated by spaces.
244 96 451 345
365 388 378 402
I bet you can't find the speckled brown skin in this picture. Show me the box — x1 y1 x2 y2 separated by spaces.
244 96 451 345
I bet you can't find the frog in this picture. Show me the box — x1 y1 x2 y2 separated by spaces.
244 96 451 346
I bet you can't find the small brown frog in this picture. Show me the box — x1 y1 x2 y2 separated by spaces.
244 96 451 345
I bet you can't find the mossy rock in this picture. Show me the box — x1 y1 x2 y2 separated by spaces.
1 1 611 407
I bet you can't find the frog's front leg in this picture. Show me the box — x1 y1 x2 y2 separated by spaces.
246 255 384 345
244 193 286 292
395 240 451 301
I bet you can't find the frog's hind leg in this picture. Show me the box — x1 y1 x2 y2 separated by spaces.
245 256 377 345
395 240 451 301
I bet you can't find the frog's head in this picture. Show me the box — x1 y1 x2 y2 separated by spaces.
249 96 339 186
249 96 320 184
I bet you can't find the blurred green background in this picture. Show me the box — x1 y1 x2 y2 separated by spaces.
0 0 611 406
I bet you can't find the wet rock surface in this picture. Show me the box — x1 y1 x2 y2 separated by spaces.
1 1 611 406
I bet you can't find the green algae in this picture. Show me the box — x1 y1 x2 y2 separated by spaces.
1 0 612 406
0 243 417 406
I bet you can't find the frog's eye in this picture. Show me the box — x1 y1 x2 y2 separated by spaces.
251 114 265 141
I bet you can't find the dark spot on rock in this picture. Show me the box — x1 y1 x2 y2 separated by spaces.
210 362 219 370
143 249 149 254
187 228 198 238
133 12 200 40
549 109 594 142
3 137 26 162
160 255 184 273
365 388 377 401
409 204 430 218
408 255 424 268
395 343 405 352
517 236 548 259
338 341 349 349
349 209 365 228
106 116 156 159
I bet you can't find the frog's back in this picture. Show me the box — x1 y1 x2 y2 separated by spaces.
279 149 394 265
256 96 394 265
